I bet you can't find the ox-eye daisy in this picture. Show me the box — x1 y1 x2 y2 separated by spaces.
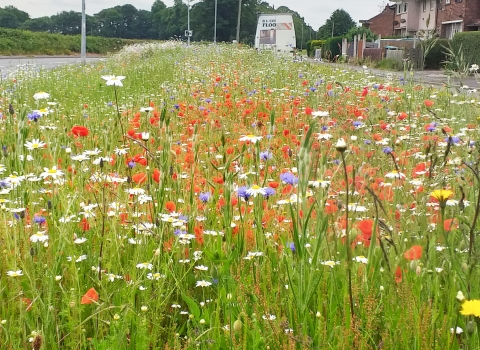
102 75 126 86
24 139 46 150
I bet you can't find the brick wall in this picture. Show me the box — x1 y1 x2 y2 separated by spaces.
436 0 473 35
464 0 480 28
364 5 396 37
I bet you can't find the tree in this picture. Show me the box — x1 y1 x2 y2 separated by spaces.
0 6 30 29
50 11 82 34
21 17 53 32
345 26 376 42
317 9 356 40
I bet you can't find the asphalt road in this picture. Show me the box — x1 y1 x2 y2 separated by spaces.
0 56 104 77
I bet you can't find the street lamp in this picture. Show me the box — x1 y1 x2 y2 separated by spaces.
214 0 217 44
236 0 242 43
81 0 86 65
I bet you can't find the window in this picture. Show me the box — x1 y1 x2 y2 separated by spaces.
423 0 427 11
430 0 435 9
403 2 408 12
445 0 450 3
396 4 401 14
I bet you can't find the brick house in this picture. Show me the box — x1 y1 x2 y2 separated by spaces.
364 0 479 39
360 4 396 37
436 0 480 39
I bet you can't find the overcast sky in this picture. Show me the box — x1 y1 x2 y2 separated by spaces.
4 0 393 30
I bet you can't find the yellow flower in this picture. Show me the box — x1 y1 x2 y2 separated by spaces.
460 299 480 318
430 189 453 202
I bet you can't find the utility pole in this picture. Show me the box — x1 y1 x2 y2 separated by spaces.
81 0 86 65
236 0 242 43
301 23 304 50
214 0 217 44
187 0 191 46
331 21 334 37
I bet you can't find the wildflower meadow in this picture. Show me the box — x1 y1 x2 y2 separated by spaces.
1 42 480 349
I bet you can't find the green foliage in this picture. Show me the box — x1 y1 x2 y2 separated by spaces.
323 36 343 60
375 58 402 71
0 28 142 55
423 38 450 70
345 26 377 42
317 9 356 40
306 39 325 57
452 31 480 67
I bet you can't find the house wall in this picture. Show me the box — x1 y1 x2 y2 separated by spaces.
406 0 421 33
418 0 437 33
365 5 396 36
436 0 466 35
464 0 480 29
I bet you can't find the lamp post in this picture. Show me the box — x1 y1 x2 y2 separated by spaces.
236 0 242 43
214 0 217 44
81 0 86 65
187 0 191 46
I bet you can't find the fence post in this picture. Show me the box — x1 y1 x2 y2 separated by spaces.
362 33 366 59
342 38 347 57
353 35 357 58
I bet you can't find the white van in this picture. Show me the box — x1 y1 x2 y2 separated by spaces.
254 13 296 53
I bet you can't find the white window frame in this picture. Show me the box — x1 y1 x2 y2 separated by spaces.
403 3 408 13
396 4 401 14
430 0 435 10
446 0 450 3
423 0 427 11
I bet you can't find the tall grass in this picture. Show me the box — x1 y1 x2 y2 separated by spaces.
0 41 479 349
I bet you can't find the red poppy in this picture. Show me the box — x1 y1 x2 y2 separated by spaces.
71 126 89 137
165 201 176 212
153 168 161 183
395 266 403 283
132 172 147 184
81 287 99 304
404 245 423 260
424 99 434 107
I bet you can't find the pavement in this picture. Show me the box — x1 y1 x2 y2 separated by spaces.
311 59 480 91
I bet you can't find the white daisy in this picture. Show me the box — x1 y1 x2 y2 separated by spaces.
33 91 50 100
239 134 262 143
101 75 126 86
24 139 46 150
6 270 23 277
246 185 266 197
30 231 49 243
195 280 212 287
40 166 64 179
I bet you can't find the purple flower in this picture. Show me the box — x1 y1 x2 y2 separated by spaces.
263 187 276 198
199 192 211 203
280 172 298 185
445 136 461 145
352 121 363 128
27 111 41 122
289 242 296 253
128 161 136 168
33 215 46 225
260 151 273 161
382 147 393 154
237 186 251 200
364 140 372 145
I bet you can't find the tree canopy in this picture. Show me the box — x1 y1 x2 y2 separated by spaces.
0 3 358 46
317 9 356 40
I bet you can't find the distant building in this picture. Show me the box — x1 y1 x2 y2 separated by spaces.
360 4 397 37
362 0 480 39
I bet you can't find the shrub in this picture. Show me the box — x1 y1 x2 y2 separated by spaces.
423 39 450 70
452 31 480 67
0 28 148 55
306 39 325 57
323 36 343 60
375 58 403 71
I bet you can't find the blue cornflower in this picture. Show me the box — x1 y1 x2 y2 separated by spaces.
237 186 251 200
289 242 296 253
445 136 461 145
27 111 41 122
263 187 276 198
280 172 298 185
352 121 363 128
128 161 136 168
382 147 393 154
34 215 46 225
260 151 273 161
199 192 211 203
364 140 372 145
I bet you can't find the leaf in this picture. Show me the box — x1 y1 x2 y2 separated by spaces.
181 293 200 319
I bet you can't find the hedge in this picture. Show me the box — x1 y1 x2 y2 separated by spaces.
0 28 145 55
423 38 450 70
306 40 325 57
452 31 480 67
323 36 343 60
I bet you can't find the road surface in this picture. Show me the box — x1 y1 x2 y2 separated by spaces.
0 56 104 77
